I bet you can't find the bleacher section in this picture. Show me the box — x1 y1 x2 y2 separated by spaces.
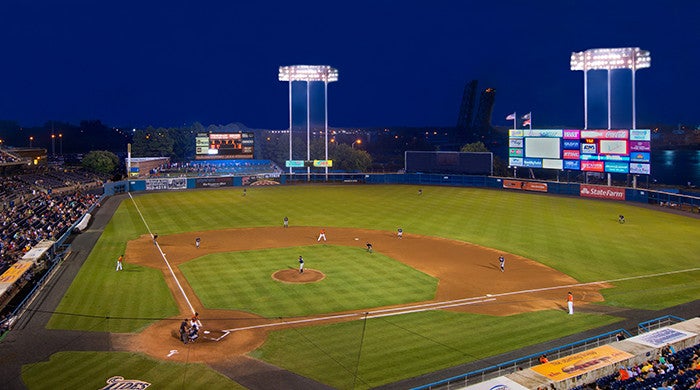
156 159 281 177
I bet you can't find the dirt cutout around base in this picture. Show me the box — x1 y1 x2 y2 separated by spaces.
113 226 609 364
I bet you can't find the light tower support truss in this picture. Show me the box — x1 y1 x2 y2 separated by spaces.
279 65 338 180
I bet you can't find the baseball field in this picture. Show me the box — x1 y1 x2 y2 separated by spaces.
20 184 700 389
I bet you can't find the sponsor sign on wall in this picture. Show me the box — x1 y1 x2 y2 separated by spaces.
627 328 696 348
580 184 626 200
145 178 187 191
532 345 634 381
195 177 233 188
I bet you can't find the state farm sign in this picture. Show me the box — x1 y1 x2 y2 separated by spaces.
580 184 626 200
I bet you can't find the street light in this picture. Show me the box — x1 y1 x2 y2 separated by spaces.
352 139 362 149
51 133 56 156
59 134 63 155
279 65 339 181
570 47 650 129
29 136 34 147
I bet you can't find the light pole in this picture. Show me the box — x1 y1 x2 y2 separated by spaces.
59 134 63 155
51 133 56 156
352 139 362 149
279 65 338 181
570 47 650 130
29 136 34 147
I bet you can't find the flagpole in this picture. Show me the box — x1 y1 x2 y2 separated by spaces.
529 112 532 129
513 112 516 130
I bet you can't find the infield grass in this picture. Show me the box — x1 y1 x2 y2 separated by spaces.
180 245 437 317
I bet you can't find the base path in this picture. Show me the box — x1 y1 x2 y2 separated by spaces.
114 226 607 365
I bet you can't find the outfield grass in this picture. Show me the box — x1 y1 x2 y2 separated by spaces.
42 185 700 389
250 309 620 389
180 245 437 317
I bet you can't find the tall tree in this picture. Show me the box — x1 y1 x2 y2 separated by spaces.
81 150 119 176
131 127 174 157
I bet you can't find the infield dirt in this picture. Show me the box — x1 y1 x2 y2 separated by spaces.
113 226 608 364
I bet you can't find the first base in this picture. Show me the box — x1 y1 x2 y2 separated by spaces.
354 238 359 240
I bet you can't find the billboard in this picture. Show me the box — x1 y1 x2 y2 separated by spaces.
195 132 254 160
508 128 651 175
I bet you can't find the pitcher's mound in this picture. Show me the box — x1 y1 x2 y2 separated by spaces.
272 269 325 283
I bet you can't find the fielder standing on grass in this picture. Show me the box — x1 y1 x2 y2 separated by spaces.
283 216 289 228
116 255 123 271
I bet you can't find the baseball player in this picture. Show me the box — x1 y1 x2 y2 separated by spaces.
317 228 326 242
397 227 403 239
298 255 304 273
116 255 123 271
179 319 189 344
499 255 505 272
195 237 201 248
567 291 574 314
283 216 289 228
153 233 158 245
366 242 373 253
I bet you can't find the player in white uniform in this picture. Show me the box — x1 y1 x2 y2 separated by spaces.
499 256 505 272
298 255 304 273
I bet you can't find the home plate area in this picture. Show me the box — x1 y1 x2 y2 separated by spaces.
200 329 230 342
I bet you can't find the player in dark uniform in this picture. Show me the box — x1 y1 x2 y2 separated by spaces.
499 255 505 272
366 242 373 253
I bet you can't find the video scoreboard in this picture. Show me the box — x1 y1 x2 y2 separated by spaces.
195 132 254 160
508 129 651 175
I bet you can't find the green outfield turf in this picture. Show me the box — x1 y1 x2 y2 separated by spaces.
180 245 437 317
40 184 700 389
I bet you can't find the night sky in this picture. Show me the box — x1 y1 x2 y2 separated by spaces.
1 1 698 130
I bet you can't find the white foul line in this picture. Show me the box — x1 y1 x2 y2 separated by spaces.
128 192 196 315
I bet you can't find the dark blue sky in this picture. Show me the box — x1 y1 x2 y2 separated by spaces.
0 1 698 129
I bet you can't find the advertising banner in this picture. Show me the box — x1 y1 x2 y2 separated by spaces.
627 328 696 348
581 130 629 139
523 129 563 137
630 152 650 162
509 138 524 148
463 377 529 390
532 345 634 382
605 161 630 174
509 148 524 157
580 184 626 200
242 174 281 186
509 157 523 167
581 161 604 172
629 129 651 141
563 150 580 160
145 178 187 191
563 129 581 139
630 163 651 175
523 158 543 168
0 260 33 284
524 182 548 192
629 141 651 152
563 140 580 149
564 160 580 170
503 180 548 192
195 177 233 188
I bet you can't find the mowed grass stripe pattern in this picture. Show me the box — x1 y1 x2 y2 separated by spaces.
251 309 619 389
180 246 437 317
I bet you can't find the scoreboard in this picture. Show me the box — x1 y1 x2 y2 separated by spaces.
195 132 254 160
508 129 651 175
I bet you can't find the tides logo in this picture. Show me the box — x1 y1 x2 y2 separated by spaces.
99 376 151 389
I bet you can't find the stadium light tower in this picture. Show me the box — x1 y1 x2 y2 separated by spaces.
278 65 339 181
570 47 650 129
